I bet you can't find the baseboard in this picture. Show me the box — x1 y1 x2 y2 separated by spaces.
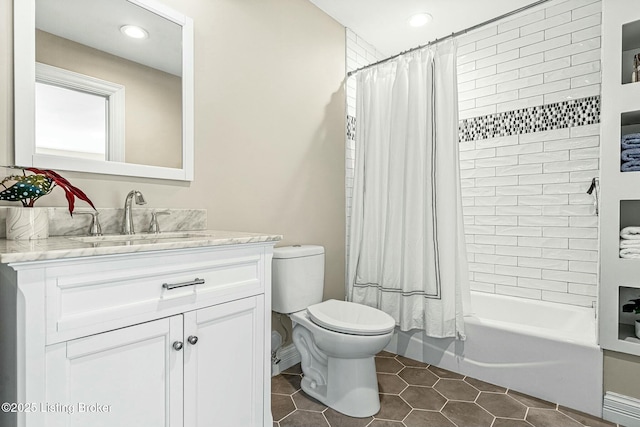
271 343 300 377
603 392 640 427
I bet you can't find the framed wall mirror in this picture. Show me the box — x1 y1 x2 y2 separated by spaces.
14 0 194 181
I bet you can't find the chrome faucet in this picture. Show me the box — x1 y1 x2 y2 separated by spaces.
122 190 146 235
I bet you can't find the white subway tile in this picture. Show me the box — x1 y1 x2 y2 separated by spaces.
569 193 594 205
464 206 495 216
476 135 519 149
470 282 496 293
543 159 599 173
571 72 601 88
543 226 597 239
462 197 475 207
569 260 598 274
458 42 477 56
462 187 495 197
477 29 520 50
520 57 571 78
498 32 545 54
476 49 520 69
496 265 541 279
460 160 475 170
521 34 572 57
496 245 542 257
497 75 544 93
518 277 568 292
518 194 569 205
519 151 569 165
520 128 570 143
570 169 599 182
497 53 544 73
475 90 519 108
475 216 518 226
459 85 497 102
521 12 571 36
475 196 518 206
570 123 600 137
459 65 497 83
542 269 596 284
572 25 601 44
476 272 517 286
542 182 588 194
498 9 545 33
459 147 496 160
458 25 498 46
469 262 495 273
458 61 477 74
572 2 602 20
495 285 542 300
571 48 601 66
475 235 518 246
544 205 595 216
541 291 595 307
458 80 476 93
497 96 545 113
495 185 543 196
570 216 598 227
459 105 497 120
460 167 496 178
476 254 518 266
476 70 520 89
467 243 496 254
519 257 568 271
495 164 542 176
461 178 475 188
542 248 597 262
545 0 599 18
459 46 497 65
544 135 599 151
459 141 476 152
567 283 597 297
518 236 568 248
519 172 569 185
520 79 571 98
545 37 601 62
476 176 518 187
545 61 600 83
497 226 542 237
519 215 568 226
475 155 519 168
570 147 600 160
496 206 542 216
544 13 601 40
497 143 543 157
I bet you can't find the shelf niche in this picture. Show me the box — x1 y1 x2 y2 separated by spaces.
620 111 640 172
622 20 640 84
619 286 640 343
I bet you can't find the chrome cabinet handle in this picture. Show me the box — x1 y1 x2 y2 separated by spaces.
173 341 184 351
162 278 205 290
187 335 198 345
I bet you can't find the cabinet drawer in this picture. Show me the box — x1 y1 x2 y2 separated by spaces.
45 246 265 343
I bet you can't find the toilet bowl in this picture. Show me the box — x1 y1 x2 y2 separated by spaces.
271 245 396 418
290 300 394 417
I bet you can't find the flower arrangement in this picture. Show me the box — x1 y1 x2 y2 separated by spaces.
0 167 95 216
623 298 640 315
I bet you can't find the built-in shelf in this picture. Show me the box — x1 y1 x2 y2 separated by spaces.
622 20 640 85
619 323 640 343
619 286 640 343
620 111 640 172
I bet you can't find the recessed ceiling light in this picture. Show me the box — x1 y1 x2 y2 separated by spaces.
120 25 149 39
408 13 433 28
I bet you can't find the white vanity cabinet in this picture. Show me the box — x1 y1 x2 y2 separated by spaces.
0 242 275 427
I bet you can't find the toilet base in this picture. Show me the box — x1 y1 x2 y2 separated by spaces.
300 356 380 418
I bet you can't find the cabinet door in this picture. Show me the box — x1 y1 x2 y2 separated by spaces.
184 295 265 427
45 316 184 427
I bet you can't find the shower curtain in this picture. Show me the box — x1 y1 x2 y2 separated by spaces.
347 40 470 339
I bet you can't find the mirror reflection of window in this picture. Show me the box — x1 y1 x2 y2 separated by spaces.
35 82 108 161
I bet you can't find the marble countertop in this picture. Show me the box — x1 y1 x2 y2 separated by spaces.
0 230 282 263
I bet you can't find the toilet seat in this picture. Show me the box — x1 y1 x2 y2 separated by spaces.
306 299 396 336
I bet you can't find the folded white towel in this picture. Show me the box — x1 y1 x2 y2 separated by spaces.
620 239 640 248
620 248 640 258
620 226 640 240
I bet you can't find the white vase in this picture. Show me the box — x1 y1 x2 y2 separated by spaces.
636 320 640 340
6 207 49 240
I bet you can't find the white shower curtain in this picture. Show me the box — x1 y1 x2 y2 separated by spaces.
347 40 470 339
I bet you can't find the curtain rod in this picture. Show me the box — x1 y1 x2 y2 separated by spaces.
346 0 551 78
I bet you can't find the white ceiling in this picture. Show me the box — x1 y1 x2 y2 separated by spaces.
308 0 540 56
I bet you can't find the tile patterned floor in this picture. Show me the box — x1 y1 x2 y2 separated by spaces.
271 351 619 427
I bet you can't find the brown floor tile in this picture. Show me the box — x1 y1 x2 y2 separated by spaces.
375 356 404 374
493 419 534 427
508 390 556 410
558 406 617 427
272 394 296 421
377 373 409 394
369 421 405 427
464 377 507 393
526 408 584 427
428 365 465 379
272 374 302 395
441 401 494 427
292 390 327 411
395 355 429 368
375 394 412 421
377 350 396 358
283 364 303 374
434 379 479 401
476 392 527 419
279 410 329 427
398 367 439 386
400 386 447 411
323 407 372 427
404 409 456 427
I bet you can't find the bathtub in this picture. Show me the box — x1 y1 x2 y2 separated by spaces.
386 291 603 416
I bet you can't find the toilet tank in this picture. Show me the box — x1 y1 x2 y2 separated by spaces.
272 245 324 314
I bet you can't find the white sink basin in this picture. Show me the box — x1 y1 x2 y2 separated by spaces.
70 232 211 244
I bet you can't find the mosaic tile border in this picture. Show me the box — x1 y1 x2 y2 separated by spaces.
458 96 600 142
347 115 356 141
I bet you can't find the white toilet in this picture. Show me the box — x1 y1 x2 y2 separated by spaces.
272 245 396 418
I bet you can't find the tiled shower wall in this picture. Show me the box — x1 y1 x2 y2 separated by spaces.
345 0 602 307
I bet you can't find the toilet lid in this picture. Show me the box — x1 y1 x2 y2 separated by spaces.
307 300 396 336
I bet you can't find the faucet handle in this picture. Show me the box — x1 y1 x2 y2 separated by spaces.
76 211 102 236
149 211 171 234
